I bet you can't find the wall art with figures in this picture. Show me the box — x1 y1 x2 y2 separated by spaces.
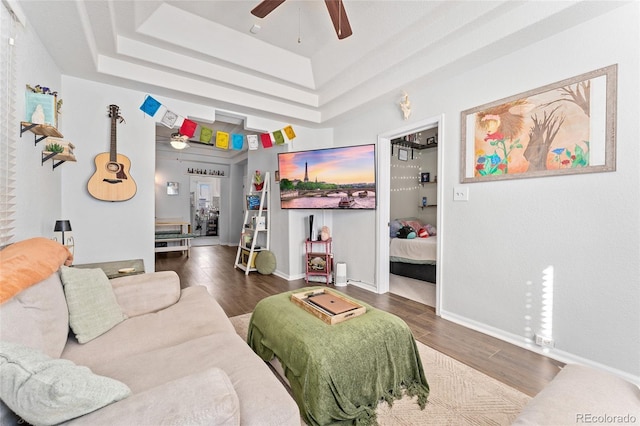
460 64 617 183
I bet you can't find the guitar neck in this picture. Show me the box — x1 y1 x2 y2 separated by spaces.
110 113 117 162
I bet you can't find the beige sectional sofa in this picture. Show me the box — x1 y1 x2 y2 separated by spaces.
0 238 300 425
512 363 640 425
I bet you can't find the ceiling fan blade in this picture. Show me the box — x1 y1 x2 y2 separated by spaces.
325 0 352 39
251 0 287 18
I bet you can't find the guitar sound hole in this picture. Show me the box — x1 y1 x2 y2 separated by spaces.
106 162 121 173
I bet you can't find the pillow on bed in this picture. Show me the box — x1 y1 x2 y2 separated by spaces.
425 224 437 236
396 226 417 239
389 220 403 238
401 219 424 232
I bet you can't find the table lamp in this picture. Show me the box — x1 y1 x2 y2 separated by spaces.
54 220 72 245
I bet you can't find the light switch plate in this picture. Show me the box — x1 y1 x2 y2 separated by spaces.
453 186 469 201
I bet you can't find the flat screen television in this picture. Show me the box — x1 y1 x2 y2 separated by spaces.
277 144 376 210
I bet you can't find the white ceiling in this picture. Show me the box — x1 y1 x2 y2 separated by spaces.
15 0 624 127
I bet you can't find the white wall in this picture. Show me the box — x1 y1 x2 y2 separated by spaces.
390 147 437 225
333 3 640 380
59 77 157 269
14 15 63 241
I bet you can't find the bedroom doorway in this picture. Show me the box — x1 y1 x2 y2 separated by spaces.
388 126 438 307
376 114 444 315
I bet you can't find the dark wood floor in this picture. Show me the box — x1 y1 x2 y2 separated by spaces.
155 245 563 397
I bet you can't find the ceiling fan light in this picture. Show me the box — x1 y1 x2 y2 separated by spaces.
170 140 189 150
170 133 190 149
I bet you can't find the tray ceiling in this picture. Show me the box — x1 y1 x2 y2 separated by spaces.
16 1 623 125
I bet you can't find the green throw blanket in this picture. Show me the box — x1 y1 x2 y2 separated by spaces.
247 287 429 426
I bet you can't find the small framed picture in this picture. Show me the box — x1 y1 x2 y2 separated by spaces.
398 148 409 161
167 182 179 195
421 172 430 183
426 136 437 146
307 253 330 274
25 92 57 127
246 195 261 210
275 170 280 182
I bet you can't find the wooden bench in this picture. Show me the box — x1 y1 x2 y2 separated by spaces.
155 220 194 257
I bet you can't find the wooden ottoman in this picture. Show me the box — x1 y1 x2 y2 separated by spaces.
247 287 429 426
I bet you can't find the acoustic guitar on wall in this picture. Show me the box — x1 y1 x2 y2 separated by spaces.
87 104 137 201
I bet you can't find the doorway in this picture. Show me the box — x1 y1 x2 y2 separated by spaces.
376 114 445 315
190 175 220 246
388 127 438 307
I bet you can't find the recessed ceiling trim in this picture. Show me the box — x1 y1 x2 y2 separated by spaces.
75 0 100 69
97 55 323 123
117 36 319 107
136 3 316 89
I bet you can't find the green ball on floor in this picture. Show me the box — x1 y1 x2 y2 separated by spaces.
255 250 276 275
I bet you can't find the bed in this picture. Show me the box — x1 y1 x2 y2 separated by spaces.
389 219 437 283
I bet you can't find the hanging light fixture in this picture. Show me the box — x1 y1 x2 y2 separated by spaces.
170 133 190 150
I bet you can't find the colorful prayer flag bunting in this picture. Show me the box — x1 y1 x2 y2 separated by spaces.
273 130 285 145
180 119 197 138
160 109 178 128
231 134 244 150
283 125 296 140
260 133 273 148
247 135 259 150
216 131 229 149
200 127 213 144
138 95 296 151
139 95 161 117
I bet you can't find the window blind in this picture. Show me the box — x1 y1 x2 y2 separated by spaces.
0 3 18 247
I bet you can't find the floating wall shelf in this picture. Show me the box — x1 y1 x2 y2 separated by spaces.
20 121 63 144
21 122 77 169
42 151 77 169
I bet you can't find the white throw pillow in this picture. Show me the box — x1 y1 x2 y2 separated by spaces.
59 266 126 343
0 341 131 426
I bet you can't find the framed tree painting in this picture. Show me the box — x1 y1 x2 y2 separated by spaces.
460 64 617 183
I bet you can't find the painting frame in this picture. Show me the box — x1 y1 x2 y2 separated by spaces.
398 148 409 162
460 64 617 183
307 253 330 274
25 92 58 127
166 182 179 195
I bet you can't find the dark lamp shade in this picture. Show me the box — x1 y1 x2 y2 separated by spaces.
54 220 72 232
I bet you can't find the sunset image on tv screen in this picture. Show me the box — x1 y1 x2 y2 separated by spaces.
277 144 376 210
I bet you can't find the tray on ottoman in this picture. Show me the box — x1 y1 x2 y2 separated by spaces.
291 288 366 324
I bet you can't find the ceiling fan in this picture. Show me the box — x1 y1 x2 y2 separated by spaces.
251 0 353 40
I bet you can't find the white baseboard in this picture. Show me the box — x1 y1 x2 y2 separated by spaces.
346 280 376 292
273 270 292 281
440 309 640 386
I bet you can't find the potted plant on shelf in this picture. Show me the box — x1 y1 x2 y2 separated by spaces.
44 142 64 154
253 170 264 191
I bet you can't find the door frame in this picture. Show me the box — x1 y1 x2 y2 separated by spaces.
376 114 445 315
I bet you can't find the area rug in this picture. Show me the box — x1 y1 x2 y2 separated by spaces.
229 313 530 426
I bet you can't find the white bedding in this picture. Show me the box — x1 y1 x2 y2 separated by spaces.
389 236 437 263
